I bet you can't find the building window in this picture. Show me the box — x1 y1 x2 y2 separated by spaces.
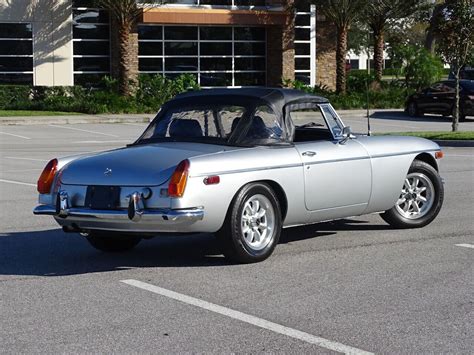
294 1 316 86
138 25 266 87
0 23 33 85
73 1 110 86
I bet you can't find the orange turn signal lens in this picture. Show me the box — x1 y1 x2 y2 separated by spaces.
168 159 190 198
435 151 444 159
37 158 58 194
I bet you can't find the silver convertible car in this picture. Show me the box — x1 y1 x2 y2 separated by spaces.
34 88 444 263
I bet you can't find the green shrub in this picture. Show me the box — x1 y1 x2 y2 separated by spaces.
390 45 444 90
0 74 200 114
0 85 31 110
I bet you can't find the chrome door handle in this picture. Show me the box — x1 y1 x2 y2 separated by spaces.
302 151 317 157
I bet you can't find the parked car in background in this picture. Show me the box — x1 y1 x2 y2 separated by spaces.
448 66 474 80
34 88 445 263
406 80 474 121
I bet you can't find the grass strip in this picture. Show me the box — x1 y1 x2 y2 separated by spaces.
378 131 474 140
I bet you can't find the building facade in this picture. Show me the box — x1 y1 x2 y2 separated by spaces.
0 0 336 89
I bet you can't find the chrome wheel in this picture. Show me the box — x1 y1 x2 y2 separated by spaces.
395 172 434 219
241 194 275 251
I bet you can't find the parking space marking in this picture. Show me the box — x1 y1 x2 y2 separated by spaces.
0 131 31 140
48 124 119 138
121 279 373 355
4 157 48 162
73 140 130 144
455 244 474 249
0 178 35 187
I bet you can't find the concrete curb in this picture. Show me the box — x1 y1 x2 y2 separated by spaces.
0 114 152 125
434 140 474 148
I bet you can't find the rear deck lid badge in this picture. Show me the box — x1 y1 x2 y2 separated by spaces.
104 168 112 176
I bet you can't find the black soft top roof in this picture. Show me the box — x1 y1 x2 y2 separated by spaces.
173 88 329 108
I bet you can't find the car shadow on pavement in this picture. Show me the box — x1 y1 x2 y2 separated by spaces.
0 219 387 277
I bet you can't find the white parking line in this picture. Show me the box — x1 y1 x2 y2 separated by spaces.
0 131 31 140
121 279 373 355
73 140 130 144
48 124 119 138
455 244 474 249
4 157 48 162
0 179 35 187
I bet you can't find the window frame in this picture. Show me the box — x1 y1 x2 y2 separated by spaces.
0 22 33 85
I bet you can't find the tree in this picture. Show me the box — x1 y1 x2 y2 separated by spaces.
315 0 365 94
96 0 158 96
433 0 474 132
364 0 425 82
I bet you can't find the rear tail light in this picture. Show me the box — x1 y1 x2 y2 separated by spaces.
37 158 58 194
168 159 190 198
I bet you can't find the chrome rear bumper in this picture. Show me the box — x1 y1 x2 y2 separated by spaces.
33 205 204 223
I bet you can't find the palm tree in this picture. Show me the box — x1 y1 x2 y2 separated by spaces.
315 0 365 94
96 0 158 96
365 0 423 82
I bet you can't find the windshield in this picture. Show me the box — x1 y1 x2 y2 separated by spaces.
138 104 247 145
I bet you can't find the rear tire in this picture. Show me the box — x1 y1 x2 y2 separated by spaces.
407 101 422 117
381 160 443 228
85 231 141 252
216 183 282 263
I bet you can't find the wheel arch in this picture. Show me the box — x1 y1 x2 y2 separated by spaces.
414 153 438 172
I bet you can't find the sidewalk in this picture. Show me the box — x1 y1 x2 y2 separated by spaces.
0 109 401 125
0 113 153 125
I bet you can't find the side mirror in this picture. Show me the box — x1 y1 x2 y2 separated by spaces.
339 126 352 145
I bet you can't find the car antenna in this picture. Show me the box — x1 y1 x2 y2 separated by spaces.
366 75 371 136
366 30 371 136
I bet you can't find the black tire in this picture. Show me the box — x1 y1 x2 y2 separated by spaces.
216 182 282 263
381 160 444 228
407 101 422 117
85 231 141 252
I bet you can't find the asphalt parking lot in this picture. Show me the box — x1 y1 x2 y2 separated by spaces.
0 120 473 353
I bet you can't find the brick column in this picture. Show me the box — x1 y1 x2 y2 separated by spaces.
315 18 337 91
266 0 294 87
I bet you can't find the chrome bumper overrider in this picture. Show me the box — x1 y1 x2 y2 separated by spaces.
33 205 204 223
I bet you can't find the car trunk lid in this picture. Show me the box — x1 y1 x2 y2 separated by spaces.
60 142 231 186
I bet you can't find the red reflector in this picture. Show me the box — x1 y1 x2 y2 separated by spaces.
168 159 190 198
435 151 444 159
37 158 58 194
203 175 220 185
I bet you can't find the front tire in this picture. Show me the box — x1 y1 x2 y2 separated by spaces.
407 101 422 117
381 160 444 228
217 183 282 263
85 231 141 252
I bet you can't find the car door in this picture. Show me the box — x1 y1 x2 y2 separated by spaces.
287 103 372 218
438 81 456 114
418 83 444 113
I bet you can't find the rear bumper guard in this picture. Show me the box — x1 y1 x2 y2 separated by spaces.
33 204 204 223
34 190 204 223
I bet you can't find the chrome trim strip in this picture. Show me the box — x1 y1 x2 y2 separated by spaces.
190 163 303 178
370 149 438 159
304 156 370 166
33 205 204 223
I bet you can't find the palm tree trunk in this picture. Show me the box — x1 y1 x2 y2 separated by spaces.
117 23 137 96
336 25 348 94
373 29 384 82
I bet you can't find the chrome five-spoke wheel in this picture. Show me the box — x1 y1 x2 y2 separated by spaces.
241 194 275 251
217 182 282 263
381 160 444 229
395 172 434 219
